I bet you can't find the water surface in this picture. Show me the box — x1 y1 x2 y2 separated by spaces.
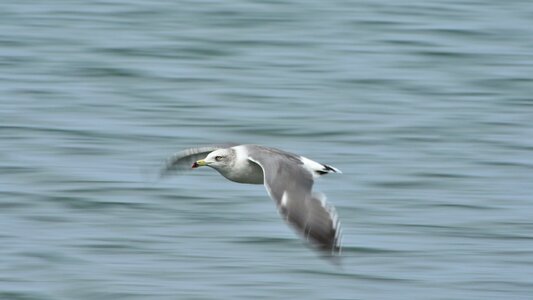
1 1 533 299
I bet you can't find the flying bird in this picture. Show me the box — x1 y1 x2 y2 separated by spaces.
162 144 343 255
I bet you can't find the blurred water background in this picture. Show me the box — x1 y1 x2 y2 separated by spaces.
1 1 533 299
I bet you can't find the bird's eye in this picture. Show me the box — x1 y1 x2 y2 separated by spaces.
215 156 223 161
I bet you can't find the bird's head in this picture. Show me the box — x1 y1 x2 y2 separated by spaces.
192 148 233 170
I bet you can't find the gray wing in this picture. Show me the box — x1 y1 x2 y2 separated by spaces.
161 144 238 177
247 148 342 255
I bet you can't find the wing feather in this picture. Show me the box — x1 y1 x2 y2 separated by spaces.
247 146 342 255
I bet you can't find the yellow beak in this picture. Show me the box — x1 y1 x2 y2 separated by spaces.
192 159 207 168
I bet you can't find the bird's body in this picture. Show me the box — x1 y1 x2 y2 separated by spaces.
162 144 343 256
205 145 339 184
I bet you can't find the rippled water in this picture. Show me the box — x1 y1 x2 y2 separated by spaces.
2 1 533 299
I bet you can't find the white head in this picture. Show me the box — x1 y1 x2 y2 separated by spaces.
192 148 235 171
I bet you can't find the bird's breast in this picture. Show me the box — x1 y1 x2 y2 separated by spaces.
216 160 264 184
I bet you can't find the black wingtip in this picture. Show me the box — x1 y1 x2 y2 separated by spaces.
323 164 342 173
315 164 342 176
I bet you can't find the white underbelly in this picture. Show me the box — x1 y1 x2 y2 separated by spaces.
217 161 264 184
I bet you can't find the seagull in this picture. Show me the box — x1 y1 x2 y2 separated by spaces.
161 144 343 256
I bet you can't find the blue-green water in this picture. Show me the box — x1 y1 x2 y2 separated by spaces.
2 1 533 299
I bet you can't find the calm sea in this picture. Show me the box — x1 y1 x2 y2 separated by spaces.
1 1 533 299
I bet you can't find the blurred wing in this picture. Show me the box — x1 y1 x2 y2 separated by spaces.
247 151 341 255
161 144 238 177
